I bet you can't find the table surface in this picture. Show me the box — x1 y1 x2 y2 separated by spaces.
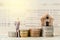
0 36 60 40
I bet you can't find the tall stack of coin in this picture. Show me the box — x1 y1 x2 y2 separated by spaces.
43 26 53 37
20 29 29 37
30 28 41 37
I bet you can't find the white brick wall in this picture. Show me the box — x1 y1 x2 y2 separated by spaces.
1 9 60 36
0 0 60 37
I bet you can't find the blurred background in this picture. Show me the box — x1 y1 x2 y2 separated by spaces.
0 0 60 37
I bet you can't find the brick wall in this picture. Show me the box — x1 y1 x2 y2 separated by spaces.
0 1 60 36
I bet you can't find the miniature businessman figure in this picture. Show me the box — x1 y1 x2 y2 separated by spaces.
15 18 20 37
